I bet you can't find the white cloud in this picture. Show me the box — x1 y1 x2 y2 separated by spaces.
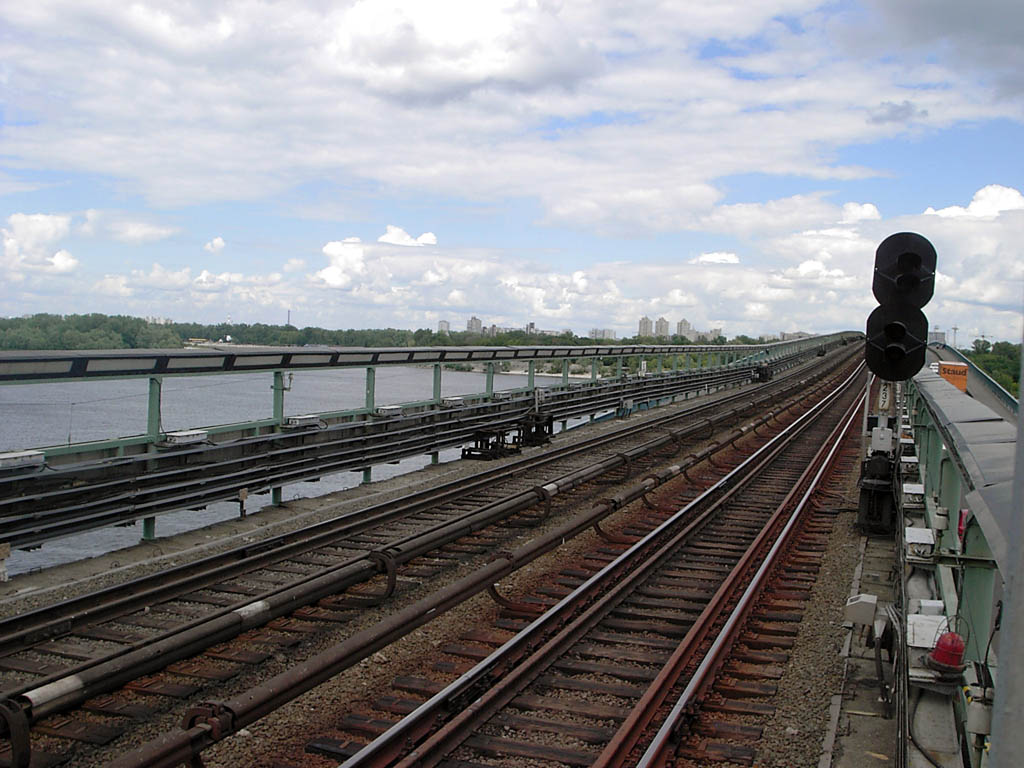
377 225 438 247
690 252 740 265
94 274 132 296
78 209 179 243
316 238 367 288
2 213 78 276
924 185 1024 219
283 258 305 272
841 202 882 223
204 236 226 253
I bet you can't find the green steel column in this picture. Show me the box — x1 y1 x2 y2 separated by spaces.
937 456 962 551
672 354 679 372
961 521 996 662
617 357 623 379
142 376 161 541
431 363 442 464
561 359 569 431
656 354 663 374
925 426 943 501
486 362 494 396
271 370 285 506
362 366 376 485
365 366 376 412
591 358 599 381
528 360 535 389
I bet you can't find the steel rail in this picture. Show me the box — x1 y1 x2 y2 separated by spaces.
0 364 769 549
332 363 864 768
0 360 812 648
108 357 862 768
0 350 847 642
0 357 853 735
607 374 865 768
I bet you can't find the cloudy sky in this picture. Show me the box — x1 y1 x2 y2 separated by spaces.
1 1 1022 342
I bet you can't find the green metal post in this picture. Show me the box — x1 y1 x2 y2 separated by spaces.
486 362 494 397
272 370 285 506
617 357 623 379
143 376 161 541
961 521 995 663
365 366 376 412
430 363 442 464
672 354 679 372
937 456 962 552
528 360 535 390
561 359 569 431
657 354 663 374
925 425 943 502
591 358 599 381
362 367 376 485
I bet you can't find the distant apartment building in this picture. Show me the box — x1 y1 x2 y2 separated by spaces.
467 316 483 334
437 320 450 334
654 317 669 338
928 329 947 344
693 328 723 342
589 328 617 340
638 316 653 337
676 318 693 337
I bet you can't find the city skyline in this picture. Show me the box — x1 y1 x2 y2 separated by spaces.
0 3 1021 343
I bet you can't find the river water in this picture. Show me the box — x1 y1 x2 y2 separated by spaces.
1 366 577 575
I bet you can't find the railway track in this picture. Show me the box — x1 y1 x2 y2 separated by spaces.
259 362 865 768
0 348 859 767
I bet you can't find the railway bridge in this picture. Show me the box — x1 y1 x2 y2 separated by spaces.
0 335 1017 768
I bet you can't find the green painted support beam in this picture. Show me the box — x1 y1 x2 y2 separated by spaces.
142 376 161 541
271 370 287 507
365 366 376 412
591 358 599 381
561 359 569 387
961 520 996 663
433 363 442 404
486 362 494 396
528 360 535 389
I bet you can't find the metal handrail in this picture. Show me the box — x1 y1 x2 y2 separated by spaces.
930 342 1018 416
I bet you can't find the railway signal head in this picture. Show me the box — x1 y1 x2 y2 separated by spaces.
865 232 936 381
872 232 936 308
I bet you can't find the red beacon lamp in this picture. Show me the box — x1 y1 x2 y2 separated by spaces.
927 630 967 674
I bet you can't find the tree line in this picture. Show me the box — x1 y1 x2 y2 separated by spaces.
966 339 1020 396
0 313 736 351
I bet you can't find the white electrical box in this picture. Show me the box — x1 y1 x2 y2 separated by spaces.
870 427 893 453
492 391 513 400
918 599 945 616
163 430 208 445
375 405 403 418
441 396 464 407
906 526 935 558
844 593 878 626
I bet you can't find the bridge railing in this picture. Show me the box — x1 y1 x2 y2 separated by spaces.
930 341 1019 416
902 369 1017 764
